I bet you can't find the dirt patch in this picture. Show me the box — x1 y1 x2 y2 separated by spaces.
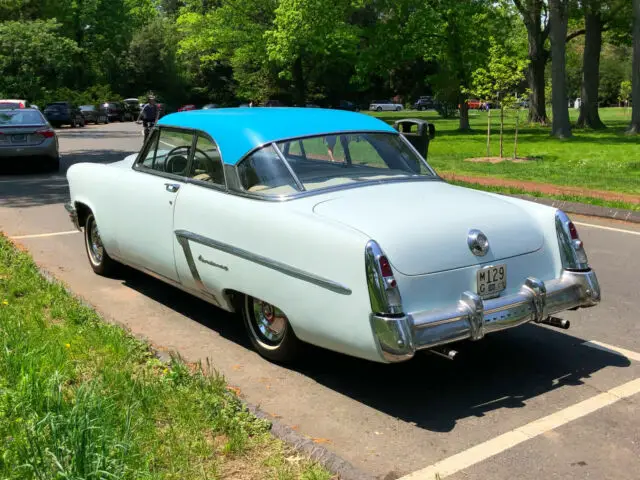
465 156 535 164
442 173 640 205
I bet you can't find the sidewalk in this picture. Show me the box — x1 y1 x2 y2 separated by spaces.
441 173 640 206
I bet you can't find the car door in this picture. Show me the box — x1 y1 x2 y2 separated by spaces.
172 131 229 306
116 127 196 282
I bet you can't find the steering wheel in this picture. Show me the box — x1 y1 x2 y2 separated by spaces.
164 145 190 175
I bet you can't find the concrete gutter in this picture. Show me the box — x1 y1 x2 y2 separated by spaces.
508 194 640 224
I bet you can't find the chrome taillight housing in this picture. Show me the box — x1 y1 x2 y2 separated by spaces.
555 210 589 271
365 240 403 314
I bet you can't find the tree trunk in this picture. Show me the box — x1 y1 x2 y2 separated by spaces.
499 105 504 158
549 0 572 138
629 0 640 134
527 32 549 124
486 109 491 157
459 97 471 131
577 5 606 129
515 0 549 124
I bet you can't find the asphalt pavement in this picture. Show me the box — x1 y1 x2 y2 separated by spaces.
0 121 639 479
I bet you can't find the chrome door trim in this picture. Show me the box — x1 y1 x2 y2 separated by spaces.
174 229 352 295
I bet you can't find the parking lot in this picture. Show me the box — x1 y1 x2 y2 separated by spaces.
1 121 639 479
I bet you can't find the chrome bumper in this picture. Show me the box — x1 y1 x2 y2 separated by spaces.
64 202 81 231
371 269 601 362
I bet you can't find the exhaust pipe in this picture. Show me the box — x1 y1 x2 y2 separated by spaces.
429 347 458 360
540 316 571 330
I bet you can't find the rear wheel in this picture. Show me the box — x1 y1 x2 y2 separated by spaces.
376 106 382 112
242 295 301 363
84 213 118 276
396 106 401 111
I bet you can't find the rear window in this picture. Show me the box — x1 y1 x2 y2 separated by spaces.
45 103 68 111
0 110 45 125
80 105 95 111
0 102 21 109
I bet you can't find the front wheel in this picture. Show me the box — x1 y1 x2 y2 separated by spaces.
396 106 402 111
242 295 301 363
84 213 118 276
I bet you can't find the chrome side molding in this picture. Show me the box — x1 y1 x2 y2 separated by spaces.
174 230 352 295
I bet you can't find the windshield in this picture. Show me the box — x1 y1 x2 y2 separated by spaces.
80 105 94 111
238 132 434 196
0 109 45 125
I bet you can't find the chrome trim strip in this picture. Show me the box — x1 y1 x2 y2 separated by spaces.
174 230 352 295
271 141 306 191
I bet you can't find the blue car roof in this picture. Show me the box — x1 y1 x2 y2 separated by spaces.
157 107 397 165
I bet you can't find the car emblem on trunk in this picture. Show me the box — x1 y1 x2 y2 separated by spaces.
468 229 489 256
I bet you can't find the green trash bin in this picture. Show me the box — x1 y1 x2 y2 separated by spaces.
393 118 436 160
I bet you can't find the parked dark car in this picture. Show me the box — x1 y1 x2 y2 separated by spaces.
414 96 439 111
123 98 141 120
334 100 359 111
79 105 108 124
264 99 286 107
0 108 60 171
102 102 126 122
43 102 86 128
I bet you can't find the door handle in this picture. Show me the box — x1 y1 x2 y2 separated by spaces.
165 183 180 193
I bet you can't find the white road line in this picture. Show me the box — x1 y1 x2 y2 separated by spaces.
582 340 640 362
574 221 640 236
10 230 80 240
399 377 640 480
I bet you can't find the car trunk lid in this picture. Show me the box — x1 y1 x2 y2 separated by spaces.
312 181 544 275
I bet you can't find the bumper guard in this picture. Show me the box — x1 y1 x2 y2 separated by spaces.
371 269 600 362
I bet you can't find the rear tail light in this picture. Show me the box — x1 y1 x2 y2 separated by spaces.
36 129 55 138
555 210 589 271
365 240 403 315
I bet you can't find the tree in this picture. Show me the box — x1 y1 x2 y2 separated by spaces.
549 0 573 137
513 0 550 124
469 37 528 157
0 20 79 101
629 0 640 134
619 80 632 106
576 0 606 129
265 0 359 105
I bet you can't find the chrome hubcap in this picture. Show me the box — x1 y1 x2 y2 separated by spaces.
88 218 104 264
251 298 287 344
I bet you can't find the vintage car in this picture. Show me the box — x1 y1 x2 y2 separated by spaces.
64 108 600 364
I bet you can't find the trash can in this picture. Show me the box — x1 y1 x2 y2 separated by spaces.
393 118 436 160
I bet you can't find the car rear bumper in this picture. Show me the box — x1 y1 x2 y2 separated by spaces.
0 140 58 159
370 269 601 362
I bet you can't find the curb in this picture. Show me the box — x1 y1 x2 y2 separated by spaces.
16 244 375 480
508 194 640 224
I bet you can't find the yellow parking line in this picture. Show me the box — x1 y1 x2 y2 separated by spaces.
582 340 640 362
398 377 640 479
10 230 80 240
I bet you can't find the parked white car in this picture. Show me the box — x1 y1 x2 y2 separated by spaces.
65 108 600 364
369 100 403 112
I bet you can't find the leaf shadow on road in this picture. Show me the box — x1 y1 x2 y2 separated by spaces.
105 266 632 433
0 150 135 208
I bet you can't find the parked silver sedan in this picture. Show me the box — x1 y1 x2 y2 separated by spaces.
0 108 59 171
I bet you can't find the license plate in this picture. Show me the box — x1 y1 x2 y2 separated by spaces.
11 134 26 143
477 264 507 298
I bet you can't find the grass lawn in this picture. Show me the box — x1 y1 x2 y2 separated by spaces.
0 235 330 480
369 107 639 209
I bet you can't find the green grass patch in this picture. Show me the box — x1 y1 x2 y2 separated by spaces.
0 235 330 480
447 179 640 212
369 107 640 199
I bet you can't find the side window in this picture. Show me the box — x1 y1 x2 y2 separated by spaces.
237 145 299 196
187 133 225 186
137 128 193 176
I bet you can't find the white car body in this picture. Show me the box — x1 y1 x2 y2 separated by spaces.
65 108 600 364
369 100 403 112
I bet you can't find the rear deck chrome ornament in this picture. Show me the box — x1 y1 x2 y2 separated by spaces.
468 229 489 256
